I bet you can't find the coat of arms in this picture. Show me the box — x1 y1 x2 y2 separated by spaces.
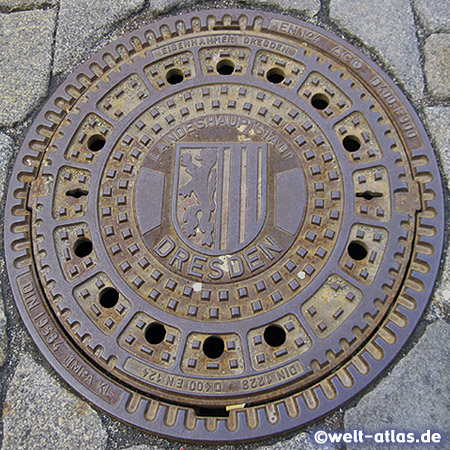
172 143 268 255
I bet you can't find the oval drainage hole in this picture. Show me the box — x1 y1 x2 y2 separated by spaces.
99 287 119 308
311 93 330 110
347 240 368 260
73 238 93 258
166 68 184 85
217 59 235 75
203 336 225 358
264 324 286 347
267 67 285 84
145 322 166 344
342 135 361 152
87 135 106 152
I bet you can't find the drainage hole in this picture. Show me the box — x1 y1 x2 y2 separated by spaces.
166 68 184 85
87 135 106 152
145 322 166 345
356 191 383 200
99 287 119 309
264 324 286 347
347 240 368 260
311 93 329 110
195 406 229 418
266 67 285 84
66 188 88 198
216 59 235 75
342 135 361 152
203 336 225 359
73 238 93 258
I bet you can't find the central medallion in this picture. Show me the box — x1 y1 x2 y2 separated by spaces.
173 142 268 255
98 84 343 319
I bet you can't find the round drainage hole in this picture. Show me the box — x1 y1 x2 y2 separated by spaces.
166 68 184 85
216 59 235 75
266 68 285 84
73 238 93 258
87 135 106 152
203 336 225 359
145 322 166 345
264 325 286 347
99 287 119 309
342 135 361 152
311 93 330 110
348 240 368 260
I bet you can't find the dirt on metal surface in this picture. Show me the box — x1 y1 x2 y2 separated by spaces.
4 9 444 443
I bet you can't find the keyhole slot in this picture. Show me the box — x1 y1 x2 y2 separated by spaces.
356 191 383 200
66 188 88 198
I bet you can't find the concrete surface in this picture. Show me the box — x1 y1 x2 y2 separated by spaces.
344 320 450 450
412 0 450 32
329 0 424 100
0 9 56 126
53 0 146 76
2 355 108 450
0 1 448 449
0 0 58 12
424 33 450 99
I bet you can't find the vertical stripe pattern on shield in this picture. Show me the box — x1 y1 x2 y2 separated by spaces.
173 143 268 255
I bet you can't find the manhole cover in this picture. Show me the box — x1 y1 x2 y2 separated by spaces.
5 9 444 442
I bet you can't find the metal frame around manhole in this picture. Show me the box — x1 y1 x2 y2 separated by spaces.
4 9 444 443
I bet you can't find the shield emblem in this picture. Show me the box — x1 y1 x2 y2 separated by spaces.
172 143 268 255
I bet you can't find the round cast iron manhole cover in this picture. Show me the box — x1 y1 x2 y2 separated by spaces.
5 9 444 442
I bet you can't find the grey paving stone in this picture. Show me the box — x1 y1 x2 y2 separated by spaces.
0 133 14 208
412 0 450 32
0 10 56 127
53 0 145 76
344 320 450 450
0 281 7 368
424 107 450 197
0 280 8 369
0 133 14 367
0 0 58 12
424 33 450 100
255 431 337 450
424 107 450 311
121 447 160 450
425 106 450 189
121 446 163 450
329 0 424 100
151 0 320 15
149 0 187 12
2 354 108 450
252 0 320 16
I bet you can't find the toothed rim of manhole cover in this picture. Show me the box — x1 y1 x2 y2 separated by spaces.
5 9 444 443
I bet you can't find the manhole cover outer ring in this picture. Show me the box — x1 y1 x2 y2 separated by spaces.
4 9 444 443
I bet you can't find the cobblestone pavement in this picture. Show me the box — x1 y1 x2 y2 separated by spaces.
0 0 449 449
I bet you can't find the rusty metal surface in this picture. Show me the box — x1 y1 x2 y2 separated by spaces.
4 9 444 443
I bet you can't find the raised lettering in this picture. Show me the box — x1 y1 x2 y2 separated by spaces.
259 236 282 260
188 255 207 277
243 247 265 271
228 256 244 278
155 236 175 257
208 258 224 280
169 248 190 270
